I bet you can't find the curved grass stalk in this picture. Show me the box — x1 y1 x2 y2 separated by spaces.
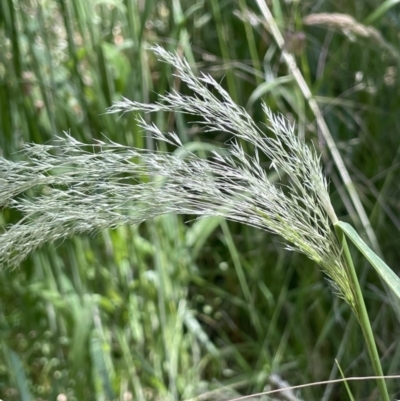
334 225 390 401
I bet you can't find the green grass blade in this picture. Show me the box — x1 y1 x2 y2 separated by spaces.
246 75 294 111
210 0 239 103
90 332 115 400
3 345 33 401
335 359 355 401
336 221 400 300
363 0 400 25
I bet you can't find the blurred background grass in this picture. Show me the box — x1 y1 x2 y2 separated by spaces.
0 0 400 400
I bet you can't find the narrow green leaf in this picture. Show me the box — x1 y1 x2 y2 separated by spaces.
363 0 400 25
336 221 400 300
90 333 115 400
246 75 294 111
3 345 33 401
335 359 355 401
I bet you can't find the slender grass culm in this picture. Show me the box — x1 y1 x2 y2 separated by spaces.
1 46 399 400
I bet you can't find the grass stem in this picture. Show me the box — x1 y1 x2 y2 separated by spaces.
335 225 390 401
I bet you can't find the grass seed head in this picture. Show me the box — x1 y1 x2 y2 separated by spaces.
0 46 354 309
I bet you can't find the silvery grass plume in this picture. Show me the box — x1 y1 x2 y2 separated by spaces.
0 45 355 310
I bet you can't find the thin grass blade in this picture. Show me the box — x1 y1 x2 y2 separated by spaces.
336 221 400 300
2 345 33 401
363 0 400 25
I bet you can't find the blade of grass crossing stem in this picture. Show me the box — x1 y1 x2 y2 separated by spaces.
321 315 357 401
335 359 356 401
334 224 390 401
336 221 400 301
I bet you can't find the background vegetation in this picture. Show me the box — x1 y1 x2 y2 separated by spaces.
1 0 400 400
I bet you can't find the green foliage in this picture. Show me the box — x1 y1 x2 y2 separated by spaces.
1 1 400 401
337 221 400 301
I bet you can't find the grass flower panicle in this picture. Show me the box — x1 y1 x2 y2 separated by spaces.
1 44 395 401
1 46 353 308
